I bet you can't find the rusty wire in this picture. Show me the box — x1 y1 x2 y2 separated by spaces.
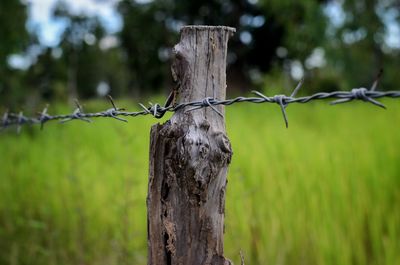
1 77 400 132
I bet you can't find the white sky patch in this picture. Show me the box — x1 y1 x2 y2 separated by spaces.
290 60 304 81
323 1 345 28
386 23 400 48
65 0 121 32
135 0 154 4
247 0 258 5
84 33 97 45
40 20 68 47
342 28 367 44
377 6 400 49
99 35 119 50
240 31 252 45
240 14 265 28
7 54 31 70
25 0 63 46
26 0 123 47
305 47 326 69
96 81 110 97
27 0 54 24
7 44 43 70
325 0 400 49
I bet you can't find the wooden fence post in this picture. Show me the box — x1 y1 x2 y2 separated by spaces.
147 26 235 265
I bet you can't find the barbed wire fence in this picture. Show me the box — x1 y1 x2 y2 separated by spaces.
1 74 400 133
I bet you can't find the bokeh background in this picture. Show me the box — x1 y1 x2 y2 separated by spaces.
1 0 400 265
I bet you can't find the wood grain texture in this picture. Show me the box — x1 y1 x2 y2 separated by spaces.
147 26 235 265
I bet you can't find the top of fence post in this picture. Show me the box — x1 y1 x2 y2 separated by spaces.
171 25 235 129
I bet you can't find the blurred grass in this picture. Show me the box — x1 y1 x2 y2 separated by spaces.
0 98 399 265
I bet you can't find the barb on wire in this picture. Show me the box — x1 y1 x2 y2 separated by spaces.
1 74 400 132
60 99 92 123
371 69 383 91
330 87 386 109
252 78 304 128
139 103 151 114
105 95 128 122
148 102 162 118
38 104 50 130
330 70 386 109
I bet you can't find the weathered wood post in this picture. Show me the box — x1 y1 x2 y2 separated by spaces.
147 26 235 265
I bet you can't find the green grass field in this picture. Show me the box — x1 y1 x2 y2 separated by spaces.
1 99 399 265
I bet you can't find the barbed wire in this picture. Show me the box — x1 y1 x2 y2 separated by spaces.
1 76 400 132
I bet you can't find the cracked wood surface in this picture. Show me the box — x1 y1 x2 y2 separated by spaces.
147 26 235 265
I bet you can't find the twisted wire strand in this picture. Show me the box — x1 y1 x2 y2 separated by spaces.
2 87 400 132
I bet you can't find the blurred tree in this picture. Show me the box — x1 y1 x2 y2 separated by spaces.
0 0 29 106
118 1 172 97
0 0 29 72
25 47 67 102
118 0 333 95
34 2 130 101
325 0 400 90
118 0 284 94
54 3 106 100
2 0 398 106
259 0 328 59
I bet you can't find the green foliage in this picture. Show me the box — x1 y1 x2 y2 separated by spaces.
0 0 29 106
325 0 400 89
53 4 129 99
1 0 400 108
118 1 175 95
0 100 399 265
0 0 29 69
117 0 308 93
258 0 328 60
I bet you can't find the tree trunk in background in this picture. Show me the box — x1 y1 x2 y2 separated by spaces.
147 26 235 265
67 50 78 103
